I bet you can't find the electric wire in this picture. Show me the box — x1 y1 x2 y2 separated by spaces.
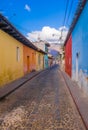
66 0 74 26
63 0 70 26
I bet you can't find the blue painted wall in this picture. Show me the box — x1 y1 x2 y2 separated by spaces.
72 1 88 78
44 55 48 68
44 44 49 68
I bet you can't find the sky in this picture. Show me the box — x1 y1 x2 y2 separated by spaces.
0 0 79 43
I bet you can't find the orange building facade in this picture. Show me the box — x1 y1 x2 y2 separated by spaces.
23 45 36 74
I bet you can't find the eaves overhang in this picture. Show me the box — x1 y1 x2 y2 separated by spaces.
0 14 37 50
37 47 47 54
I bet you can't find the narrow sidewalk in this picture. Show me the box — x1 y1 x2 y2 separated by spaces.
0 69 46 100
61 70 88 130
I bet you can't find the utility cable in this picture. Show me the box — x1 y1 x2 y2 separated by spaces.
63 0 70 26
66 0 74 26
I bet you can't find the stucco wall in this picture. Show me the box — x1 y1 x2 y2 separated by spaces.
23 45 36 74
72 1 88 95
0 30 23 86
65 35 72 77
44 55 48 68
36 52 44 71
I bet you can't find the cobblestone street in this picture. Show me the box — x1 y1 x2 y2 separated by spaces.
0 66 86 130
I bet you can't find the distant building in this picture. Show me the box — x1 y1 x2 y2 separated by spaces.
33 40 50 68
48 54 53 67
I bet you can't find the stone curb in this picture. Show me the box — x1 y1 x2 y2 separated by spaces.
61 70 88 130
0 69 48 100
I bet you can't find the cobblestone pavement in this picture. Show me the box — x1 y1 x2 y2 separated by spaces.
0 66 86 130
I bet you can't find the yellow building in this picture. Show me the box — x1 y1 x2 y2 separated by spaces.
0 29 24 86
36 50 45 71
0 14 36 87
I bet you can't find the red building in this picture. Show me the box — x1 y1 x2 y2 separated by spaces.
65 35 72 77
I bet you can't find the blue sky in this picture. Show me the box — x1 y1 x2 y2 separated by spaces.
0 0 78 42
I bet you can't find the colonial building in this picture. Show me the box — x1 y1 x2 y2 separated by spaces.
64 0 88 94
33 40 50 68
0 29 24 86
0 14 45 86
23 45 36 74
36 49 46 71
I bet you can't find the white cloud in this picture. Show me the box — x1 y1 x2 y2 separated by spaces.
27 26 68 44
24 4 31 12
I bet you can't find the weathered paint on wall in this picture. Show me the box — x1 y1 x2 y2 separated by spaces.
72 1 88 94
23 45 36 74
65 35 72 77
0 30 23 86
36 51 44 71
